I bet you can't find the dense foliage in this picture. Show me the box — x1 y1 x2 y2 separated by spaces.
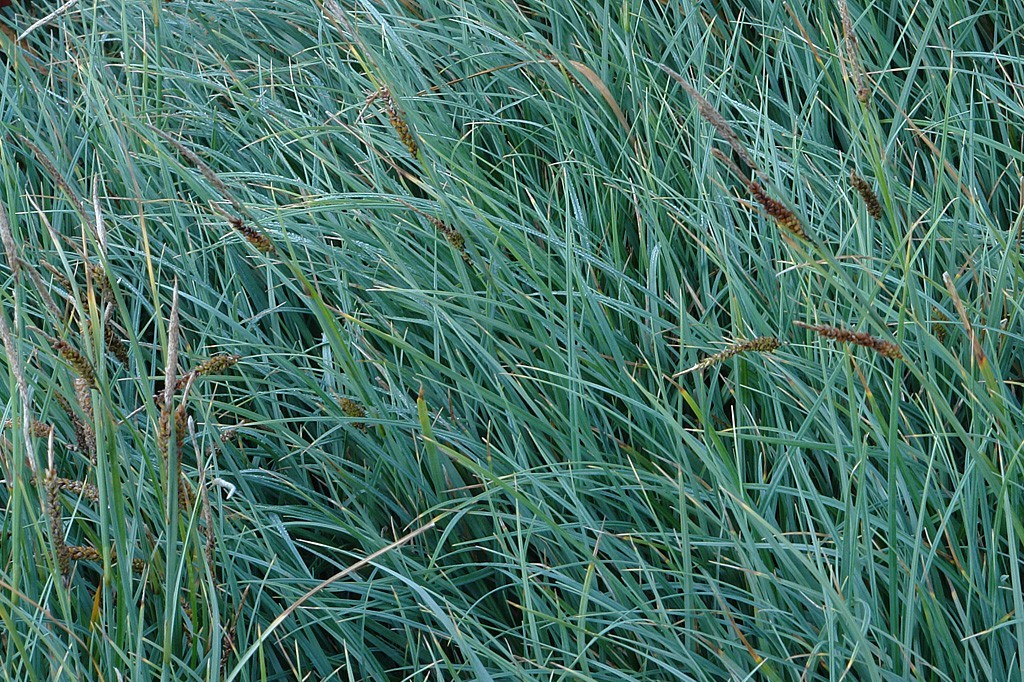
1 0 1022 679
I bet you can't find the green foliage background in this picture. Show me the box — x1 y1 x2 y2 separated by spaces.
0 0 1022 679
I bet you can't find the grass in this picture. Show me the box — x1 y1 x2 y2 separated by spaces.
0 0 1022 679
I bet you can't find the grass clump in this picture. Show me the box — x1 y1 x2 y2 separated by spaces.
0 0 1022 680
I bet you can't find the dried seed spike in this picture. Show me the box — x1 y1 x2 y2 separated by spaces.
15 134 95 233
103 306 130 367
748 182 807 239
146 124 248 218
92 182 107 257
794 320 903 360
40 260 72 293
678 336 782 375
227 215 275 254
660 64 759 173
178 468 193 511
193 420 217 574
67 545 102 562
72 376 97 462
49 336 97 388
850 170 882 219
839 0 870 105
0 198 17 276
43 467 71 577
427 216 468 255
942 272 987 369
30 420 52 438
194 353 241 376
711 147 750 184
86 263 114 304
379 88 419 158
0 310 33 475
51 389 94 457
164 281 181 414
23 262 63 319
58 477 100 502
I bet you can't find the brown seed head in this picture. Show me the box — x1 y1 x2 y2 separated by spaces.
428 216 468 254
339 397 366 419
104 321 130 366
380 89 419 158
86 263 114 304
30 420 52 438
850 171 882 219
684 336 782 374
195 353 241 376
228 216 275 254
931 307 948 344
660 65 759 173
58 477 101 502
50 337 96 388
67 545 102 562
44 467 71 576
339 397 367 430
748 183 806 239
794 321 903 360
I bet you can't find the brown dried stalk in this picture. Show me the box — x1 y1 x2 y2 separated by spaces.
227 216 275 254
839 0 870 104
748 182 807 239
147 125 247 217
40 260 73 294
0 199 18 276
44 467 71 577
14 134 96 232
711 148 751 184
794 320 902 360
48 336 96 388
375 88 419 158
678 336 782 375
339 397 367 430
660 64 758 173
850 170 882 219
427 215 468 256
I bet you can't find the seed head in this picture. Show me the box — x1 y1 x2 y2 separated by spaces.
58 477 101 502
339 397 367 430
681 336 782 375
228 216 275 254
43 467 71 577
850 171 882 219
428 216 468 255
104 321 130 366
195 353 241 376
794 321 903 360
931 307 948 344
748 182 806 239
67 545 102 562
379 89 419 158
50 337 96 388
